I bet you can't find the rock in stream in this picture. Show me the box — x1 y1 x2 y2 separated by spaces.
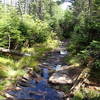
6 79 62 100
5 41 69 100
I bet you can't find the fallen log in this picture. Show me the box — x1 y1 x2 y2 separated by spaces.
65 58 94 99
65 68 90 100
70 68 90 93
70 57 94 94
0 47 31 56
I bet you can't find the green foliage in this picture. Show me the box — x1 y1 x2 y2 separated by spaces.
0 66 8 78
94 60 100 69
85 89 100 99
73 40 100 69
72 90 84 100
19 15 52 43
89 40 100 50
0 1 61 92
0 39 59 90
0 7 23 49
0 3 60 49
62 85 71 93
66 0 99 46
0 57 26 78
66 0 100 69
0 9 55 49
32 20 51 43
73 88 100 100
77 50 89 65
89 41 100 69
0 95 5 99
60 10 73 38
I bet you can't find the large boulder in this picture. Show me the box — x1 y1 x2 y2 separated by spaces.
49 65 81 84
49 72 73 84
5 75 63 100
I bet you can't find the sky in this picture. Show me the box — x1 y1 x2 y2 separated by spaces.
54 0 72 10
60 2 72 10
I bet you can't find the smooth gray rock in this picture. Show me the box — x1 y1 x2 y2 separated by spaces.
49 72 73 84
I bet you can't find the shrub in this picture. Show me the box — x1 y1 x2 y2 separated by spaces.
0 9 55 49
19 15 54 45
73 90 84 100
59 10 73 38
32 19 51 43
76 40 100 68
0 7 23 49
89 41 100 69
77 50 89 65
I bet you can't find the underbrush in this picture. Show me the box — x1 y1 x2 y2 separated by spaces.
66 40 100 67
66 40 100 100
73 88 100 100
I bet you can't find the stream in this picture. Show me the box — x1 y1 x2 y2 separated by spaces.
5 41 68 100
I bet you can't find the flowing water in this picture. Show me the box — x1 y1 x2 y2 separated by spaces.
6 41 68 100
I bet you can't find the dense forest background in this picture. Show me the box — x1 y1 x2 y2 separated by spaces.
0 0 100 99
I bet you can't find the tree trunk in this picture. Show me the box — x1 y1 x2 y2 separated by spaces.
0 47 31 56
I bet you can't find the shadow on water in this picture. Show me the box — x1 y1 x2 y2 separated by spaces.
6 44 68 100
6 78 63 100
6 66 64 100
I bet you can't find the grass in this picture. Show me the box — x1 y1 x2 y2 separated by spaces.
72 90 84 100
0 95 6 99
73 88 100 100
85 89 100 99
0 38 59 93
66 55 100 100
63 53 80 67
65 42 100 100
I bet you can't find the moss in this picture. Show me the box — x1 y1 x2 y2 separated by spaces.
73 90 84 100
73 88 100 100
63 54 80 66
0 95 6 99
0 57 15 68
0 69 8 78
83 88 100 99
0 80 11 90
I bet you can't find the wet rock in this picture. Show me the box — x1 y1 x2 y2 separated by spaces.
60 50 68 55
6 80 63 100
49 65 81 85
49 72 73 84
55 65 62 71
5 41 69 100
57 91 65 98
